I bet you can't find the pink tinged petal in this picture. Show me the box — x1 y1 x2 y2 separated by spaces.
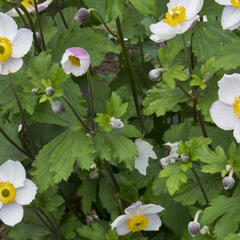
215 0 232 5
68 47 90 59
61 61 73 75
0 13 18 41
0 160 26 188
234 121 240 143
30 0 53 13
144 214 162 231
70 63 88 77
137 204 165 215
221 6 240 31
0 58 23 75
0 202 23 226
125 201 142 215
210 101 237 130
111 215 130 229
218 73 240 105
178 15 200 34
15 179 37 205
12 28 33 58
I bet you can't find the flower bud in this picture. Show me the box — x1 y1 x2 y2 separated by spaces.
110 117 124 129
160 157 170 167
180 153 189 162
148 69 161 81
51 101 65 114
90 170 99 179
225 164 232 172
90 163 96 169
222 176 235 190
200 225 209 235
75 8 90 22
32 88 38 94
45 87 55 96
188 221 200 237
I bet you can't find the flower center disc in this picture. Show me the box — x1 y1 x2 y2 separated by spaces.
0 37 12 63
68 55 81 67
21 0 38 9
128 215 149 232
0 181 16 204
163 6 186 26
231 0 240 8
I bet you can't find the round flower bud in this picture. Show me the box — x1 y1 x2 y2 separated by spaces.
180 153 190 162
225 164 232 172
74 8 90 22
51 101 65 114
188 221 200 237
90 170 99 179
110 117 124 129
148 69 161 81
90 163 96 169
45 87 55 96
200 225 209 235
160 157 170 167
222 176 235 190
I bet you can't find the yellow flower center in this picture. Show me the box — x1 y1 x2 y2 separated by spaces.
231 0 240 7
0 37 12 63
163 6 186 26
21 0 38 9
233 96 240 119
0 181 16 204
68 55 81 67
128 215 149 232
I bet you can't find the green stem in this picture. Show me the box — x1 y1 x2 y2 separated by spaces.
54 0 69 29
116 17 145 132
87 71 95 132
14 7 29 28
33 0 46 51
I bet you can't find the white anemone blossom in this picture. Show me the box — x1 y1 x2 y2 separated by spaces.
160 142 179 167
0 160 37 226
0 13 33 75
134 139 157 175
61 47 90 77
210 73 240 143
215 0 240 31
150 0 203 42
6 0 53 17
111 201 164 236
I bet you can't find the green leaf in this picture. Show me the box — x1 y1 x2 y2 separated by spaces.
95 113 112 131
105 0 123 21
77 223 108 240
143 82 188 116
105 230 118 240
129 0 158 17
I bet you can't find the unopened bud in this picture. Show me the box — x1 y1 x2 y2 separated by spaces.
226 164 232 172
160 157 170 167
110 117 124 129
200 225 209 235
222 176 235 190
51 101 65 114
90 170 99 179
75 8 90 22
148 69 161 81
180 153 189 162
45 87 55 96
188 221 200 237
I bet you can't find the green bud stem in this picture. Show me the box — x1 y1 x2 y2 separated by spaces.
194 210 202 223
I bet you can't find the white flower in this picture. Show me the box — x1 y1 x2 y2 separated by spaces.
215 0 240 31
134 139 157 175
210 73 240 143
61 47 90 77
111 201 164 236
110 117 124 129
0 160 37 226
150 0 203 42
0 13 33 75
6 0 53 17
160 142 179 167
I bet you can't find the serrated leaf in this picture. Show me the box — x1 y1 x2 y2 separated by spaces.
129 0 158 17
105 0 123 21
77 223 108 240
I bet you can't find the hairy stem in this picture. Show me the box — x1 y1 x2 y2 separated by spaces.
87 71 95 132
104 161 120 192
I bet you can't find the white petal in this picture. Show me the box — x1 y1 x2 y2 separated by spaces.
184 0 204 19
210 101 237 130
116 220 130 236
134 139 157 175
234 121 240 143
150 21 178 42
111 215 129 229
15 179 37 205
215 0 232 5
70 58 90 77
178 15 200 34
0 58 23 75
0 201 3 209
137 204 164 215
144 214 162 231
0 13 17 41
124 201 142 215
5 8 21 18
30 0 53 13
12 28 33 58
0 160 26 188
221 6 240 31
218 73 240 105
0 202 23 226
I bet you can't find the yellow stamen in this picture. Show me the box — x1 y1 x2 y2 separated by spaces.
0 181 16 204
21 0 38 10
128 215 149 232
68 55 81 67
163 6 186 26
0 37 12 63
233 96 240 119
231 0 240 8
